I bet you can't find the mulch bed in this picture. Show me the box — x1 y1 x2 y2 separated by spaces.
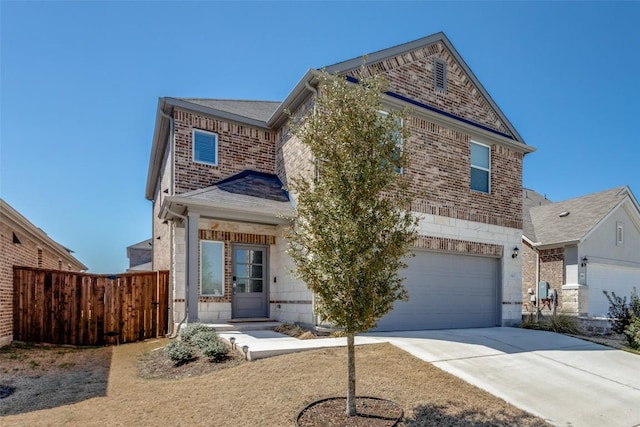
297 396 403 427
136 344 246 380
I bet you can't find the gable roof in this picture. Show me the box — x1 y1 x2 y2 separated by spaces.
0 198 88 270
160 170 294 225
522 189 553 242
322 32 525 144
525 186 639 246
147 32 533 200
174 98 280 125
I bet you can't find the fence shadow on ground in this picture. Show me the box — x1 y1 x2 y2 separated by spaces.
0 345 113 416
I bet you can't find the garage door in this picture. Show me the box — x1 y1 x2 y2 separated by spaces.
587 263 640 317
374 251 500 331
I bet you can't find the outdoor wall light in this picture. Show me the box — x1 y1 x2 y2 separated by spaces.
242 345 249 360
229 336 236 349
581 257 589 267
512 247 520 259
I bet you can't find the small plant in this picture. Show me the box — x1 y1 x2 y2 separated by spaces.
603 287 640 346
189 329 220 350
624 317 640 350
521 314 580 335
164 339 195 366
201 340 229 362
179 323 214 345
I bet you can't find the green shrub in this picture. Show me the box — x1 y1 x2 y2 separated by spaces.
189 329 220 350
164 339 195 365
179 323 214 345
201 339 229 362
624 317 640 350
603 287 640 346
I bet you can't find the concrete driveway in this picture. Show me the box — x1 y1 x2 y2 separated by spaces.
364 327 640 427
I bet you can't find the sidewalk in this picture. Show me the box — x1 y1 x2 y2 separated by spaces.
218 330 380 360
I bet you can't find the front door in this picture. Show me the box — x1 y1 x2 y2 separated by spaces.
232 245 268 318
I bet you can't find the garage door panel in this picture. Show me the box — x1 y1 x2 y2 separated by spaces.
374 251 499 331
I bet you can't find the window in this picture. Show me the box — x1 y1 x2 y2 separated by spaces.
470 142 490 193
193 129 218 165
200 241 224 296
616 222 624 246
378 110 403 174
434 58 447 92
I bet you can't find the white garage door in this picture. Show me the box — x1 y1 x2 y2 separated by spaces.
587 264 640 317
374 251 500 331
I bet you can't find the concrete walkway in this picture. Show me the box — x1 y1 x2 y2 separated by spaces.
219 326 640 427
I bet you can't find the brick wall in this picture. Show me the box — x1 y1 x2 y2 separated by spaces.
521 244 566 313
0 222 82 346
522 241 538 311
173 109 277 194
537 247 565 312
406 118 522 228
349 41 514 138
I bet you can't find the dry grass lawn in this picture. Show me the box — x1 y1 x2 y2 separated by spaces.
1 339 548 426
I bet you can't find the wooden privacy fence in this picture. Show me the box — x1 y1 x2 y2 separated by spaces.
13 267 169 346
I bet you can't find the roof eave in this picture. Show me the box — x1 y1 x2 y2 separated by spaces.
324 32 527 146
268 69 321 128
0 200 88 270
145 98 171 201
163 196 295 226
164 97 270 129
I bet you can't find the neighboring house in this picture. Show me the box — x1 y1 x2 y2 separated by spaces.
522 187 640 318
126 238 153 272
145 32 535 333
0 199 87 346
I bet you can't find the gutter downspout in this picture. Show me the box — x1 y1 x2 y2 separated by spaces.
535 249 540 321
304 80 320 327
165 207 188 338
158 106 182 337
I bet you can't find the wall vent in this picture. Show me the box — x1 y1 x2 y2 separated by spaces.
434 58 447 93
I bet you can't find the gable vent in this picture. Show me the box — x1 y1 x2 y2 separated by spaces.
433 58 447 93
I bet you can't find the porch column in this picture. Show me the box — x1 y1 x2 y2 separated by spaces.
187 212 200 323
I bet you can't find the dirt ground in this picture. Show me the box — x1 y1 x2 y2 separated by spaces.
0 337 550 427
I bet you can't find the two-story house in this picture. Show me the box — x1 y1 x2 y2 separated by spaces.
145 32 534 333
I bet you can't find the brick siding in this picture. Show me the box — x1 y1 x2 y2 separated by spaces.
349 41 514 137
173 109 278 194
521 244 565 313
0 222 83 345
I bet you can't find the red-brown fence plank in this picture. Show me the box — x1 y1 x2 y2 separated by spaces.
13 267 169 346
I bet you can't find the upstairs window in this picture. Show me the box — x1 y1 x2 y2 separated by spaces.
193 129 218 166
378 110 403 174
470 142 490 193
434 58 447 93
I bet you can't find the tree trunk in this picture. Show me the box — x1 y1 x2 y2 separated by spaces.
346 332 356 416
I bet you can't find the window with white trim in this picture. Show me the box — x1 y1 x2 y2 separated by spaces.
378 110 403 174
470 141 490 193
200 240 224 296
193 129 218 166
616 222 624 246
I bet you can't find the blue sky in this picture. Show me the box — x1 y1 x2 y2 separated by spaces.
1 1 638 273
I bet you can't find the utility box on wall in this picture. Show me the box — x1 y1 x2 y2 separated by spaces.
538 281 549 299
